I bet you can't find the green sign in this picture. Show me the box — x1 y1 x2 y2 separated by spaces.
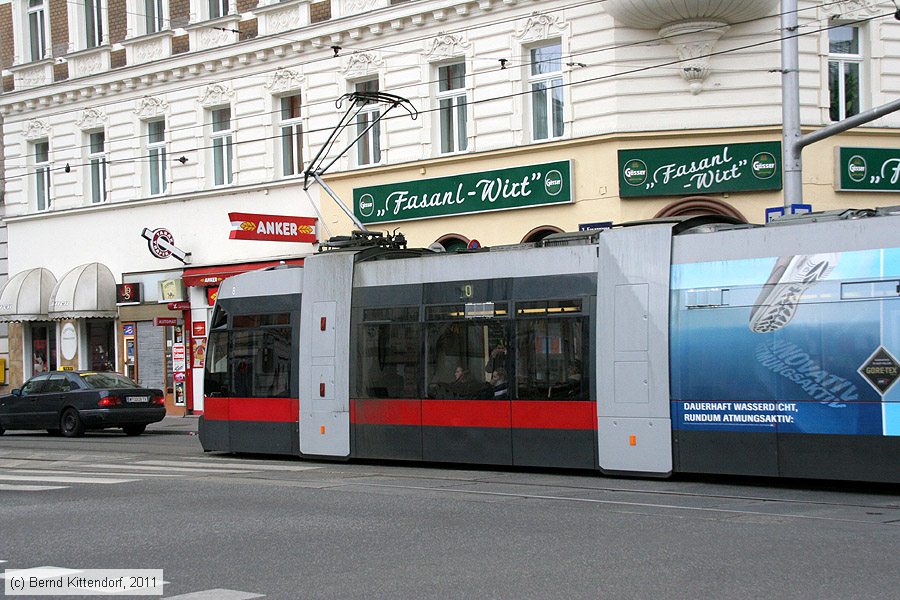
353 161 572 224
618 142 782 198
837 147 900 192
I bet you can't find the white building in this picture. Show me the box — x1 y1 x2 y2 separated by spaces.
0 0 898 411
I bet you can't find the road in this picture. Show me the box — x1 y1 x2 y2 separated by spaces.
1 418 898 599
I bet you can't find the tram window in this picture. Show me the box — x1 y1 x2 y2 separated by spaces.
515 315 586 400
210 305 228 329
363 307 418 323
426 319 510 400
516 299 582 315
204 331 229 395
357 321 419 398
231 327 292 398
232 313 290 328
426 303 508 320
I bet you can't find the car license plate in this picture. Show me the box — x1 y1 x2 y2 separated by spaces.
126 396 148 403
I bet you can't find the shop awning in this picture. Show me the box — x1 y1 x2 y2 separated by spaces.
48 262 117 319
182 258 305 287
0 268 57 322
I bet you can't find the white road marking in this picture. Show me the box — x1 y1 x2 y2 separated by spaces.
2 468 181 478
164 589 264 599
0 474 138 485
84 463 252 474
137 459 321 472
0 483 68 491
0 566 80 579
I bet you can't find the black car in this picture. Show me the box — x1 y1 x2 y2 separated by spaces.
0 371 165 437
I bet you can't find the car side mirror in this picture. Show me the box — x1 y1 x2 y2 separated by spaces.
11 388 22 397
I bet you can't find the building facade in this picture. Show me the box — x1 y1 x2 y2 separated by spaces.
0 0 898 410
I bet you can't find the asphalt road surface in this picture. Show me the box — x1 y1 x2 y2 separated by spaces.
1 418 898 599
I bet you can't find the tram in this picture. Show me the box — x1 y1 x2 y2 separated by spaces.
199 207 900 483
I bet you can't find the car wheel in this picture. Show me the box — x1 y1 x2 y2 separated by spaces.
122 424 147 436
60 409 85 438
46 428 61 436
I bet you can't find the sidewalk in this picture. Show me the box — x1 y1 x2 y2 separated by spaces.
147 414 200 435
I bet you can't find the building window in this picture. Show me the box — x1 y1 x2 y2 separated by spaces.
33 139 51 211
84 0 104 48
27 0 47 62
437 62 468 154
210 107 233 186
88 131 107 203
355 79 381 166
829 25 862 122
279 95 303 177
529 42 564 141
209 0 229 19
145 0 164 34
147 119 167 196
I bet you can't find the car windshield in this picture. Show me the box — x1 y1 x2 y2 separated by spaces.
80 373 142 390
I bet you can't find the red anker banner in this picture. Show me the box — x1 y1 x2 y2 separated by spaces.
229 212 317 243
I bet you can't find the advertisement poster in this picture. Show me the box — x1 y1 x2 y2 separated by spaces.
192 337 207 369
670 247 900 437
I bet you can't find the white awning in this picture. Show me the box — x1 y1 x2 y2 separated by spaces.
0 268 57 322
48 263 117 319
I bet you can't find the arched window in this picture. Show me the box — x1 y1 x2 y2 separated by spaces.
654 197 747 222
521 226 563 244
434 234 469 252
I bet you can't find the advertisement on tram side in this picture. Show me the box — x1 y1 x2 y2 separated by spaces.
670 247 900 436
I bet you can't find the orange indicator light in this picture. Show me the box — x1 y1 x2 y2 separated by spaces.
629 435 636 446
320 425 326 435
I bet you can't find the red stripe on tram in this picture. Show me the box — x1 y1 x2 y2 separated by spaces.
350 399 597 430
202 397 299 423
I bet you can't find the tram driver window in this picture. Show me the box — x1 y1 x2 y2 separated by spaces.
515 300 587 400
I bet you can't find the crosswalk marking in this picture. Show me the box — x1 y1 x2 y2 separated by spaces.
164 589 264 599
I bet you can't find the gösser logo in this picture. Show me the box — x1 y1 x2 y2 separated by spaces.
623 160 648 186
847 155 867 183
751 152 777 180
544 170 564 196
358 193 375 217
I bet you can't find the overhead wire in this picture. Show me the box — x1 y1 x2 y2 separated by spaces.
3 0 853 161
1 2 891 179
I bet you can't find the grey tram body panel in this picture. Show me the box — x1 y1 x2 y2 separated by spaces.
596 225 674 476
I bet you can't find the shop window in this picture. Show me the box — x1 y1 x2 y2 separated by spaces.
88 320 114 371
30 324 56 376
